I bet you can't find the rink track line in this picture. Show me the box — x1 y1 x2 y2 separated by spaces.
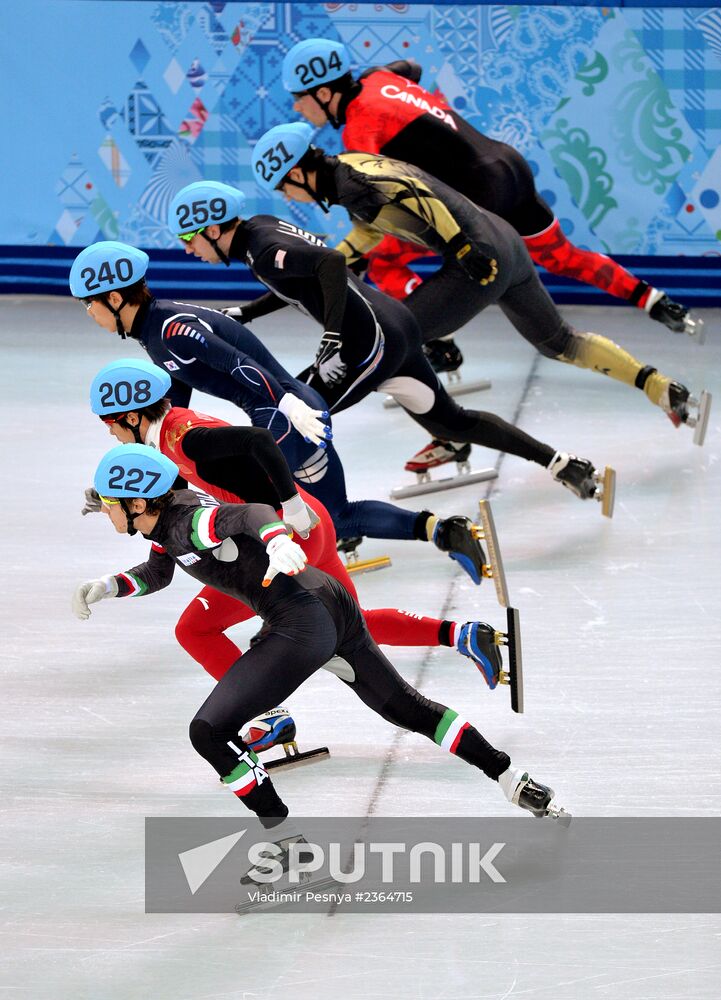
326 353 542 917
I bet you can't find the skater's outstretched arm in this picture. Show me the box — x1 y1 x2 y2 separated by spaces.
72 543 176 619
182 426 298 503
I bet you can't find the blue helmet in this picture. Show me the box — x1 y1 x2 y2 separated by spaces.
282 39 351 94
90 359 171 416
69 242 149 298
168 181 246 237
252 122 315 194
94 444 179 499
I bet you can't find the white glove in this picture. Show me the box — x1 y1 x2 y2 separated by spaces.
281 493 321 539
72 575 119 620
81 487 102 516
277 392 331 447
315 332 347 386
262 534 308 587
221 305 246 323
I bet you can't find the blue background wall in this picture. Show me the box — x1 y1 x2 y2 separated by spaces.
4 1 721 299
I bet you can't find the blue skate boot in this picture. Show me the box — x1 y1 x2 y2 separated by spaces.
456 622 502 689
242 707 296 754
242 708 330 771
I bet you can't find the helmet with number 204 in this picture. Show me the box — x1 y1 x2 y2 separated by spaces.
94 444 179 499
168 181 246 236
69 242 149 298
282 39 351 93
90 359 172 416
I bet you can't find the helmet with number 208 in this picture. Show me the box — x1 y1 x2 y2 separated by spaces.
168 181 246 237
90 359 172 416
94 444 179 499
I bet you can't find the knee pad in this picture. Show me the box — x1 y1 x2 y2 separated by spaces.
189 717 215 759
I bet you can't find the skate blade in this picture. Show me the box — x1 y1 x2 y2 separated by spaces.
546 803 572 827
345 555 392 576
496 607 524 713
687 314 705 345
595 466 616 519
692 390 712 447
264 742 331 771
473 499 510 607
383 377 492 409
390 467 497 500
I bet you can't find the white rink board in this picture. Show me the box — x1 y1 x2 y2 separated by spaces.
2 297 720 1000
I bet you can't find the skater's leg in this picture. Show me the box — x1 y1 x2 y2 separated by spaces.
404 264 498 343
175 587 255 680
522 217 643 301
380 357 555 467
362 608 446 647
521 217 696 334
498 262 690 411
337 615 509 780
190 613 339 825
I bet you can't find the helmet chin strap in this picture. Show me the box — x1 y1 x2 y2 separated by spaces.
199 230 231 266
119 498 141 536
310 89 342 130
101 293 128 339
284 167 329 214
117 415 144 444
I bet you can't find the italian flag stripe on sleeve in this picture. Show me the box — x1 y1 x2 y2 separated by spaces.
259 521 287 544
191 507 221 550
434 709 470 754
118 572 147 597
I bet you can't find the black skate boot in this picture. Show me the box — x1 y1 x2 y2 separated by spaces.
239 834 312 886
405 439 471 473
433 515 488 585
648 292 704 340
548 451 599 501
499 766 572 825
423 337 464 373
659 381 712 445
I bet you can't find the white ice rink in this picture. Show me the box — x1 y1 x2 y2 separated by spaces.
2 297 720 999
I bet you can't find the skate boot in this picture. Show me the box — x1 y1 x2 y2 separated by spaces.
242 708 296 754
498 765 572 825
423 338 464 373
433 515 489 585
241 709 330 772
648 291 704 341
548 451 616 517
405 439 471 473
659 381 712 445
456 622 502 689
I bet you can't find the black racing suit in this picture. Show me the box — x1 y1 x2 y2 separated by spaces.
230 216 555 466
108 490 510 825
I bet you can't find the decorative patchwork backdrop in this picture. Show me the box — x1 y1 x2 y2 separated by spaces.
4 2 721 258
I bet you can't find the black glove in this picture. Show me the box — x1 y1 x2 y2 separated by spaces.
348 257 370 279
447 233 498 285
221 305 248 323
314 332 347 386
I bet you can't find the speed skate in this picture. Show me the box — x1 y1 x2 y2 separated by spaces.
390 440 497 499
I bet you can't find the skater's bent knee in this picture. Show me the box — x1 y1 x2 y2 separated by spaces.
189 717 215 757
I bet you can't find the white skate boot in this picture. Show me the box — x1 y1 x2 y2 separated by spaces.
498 765 572 825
